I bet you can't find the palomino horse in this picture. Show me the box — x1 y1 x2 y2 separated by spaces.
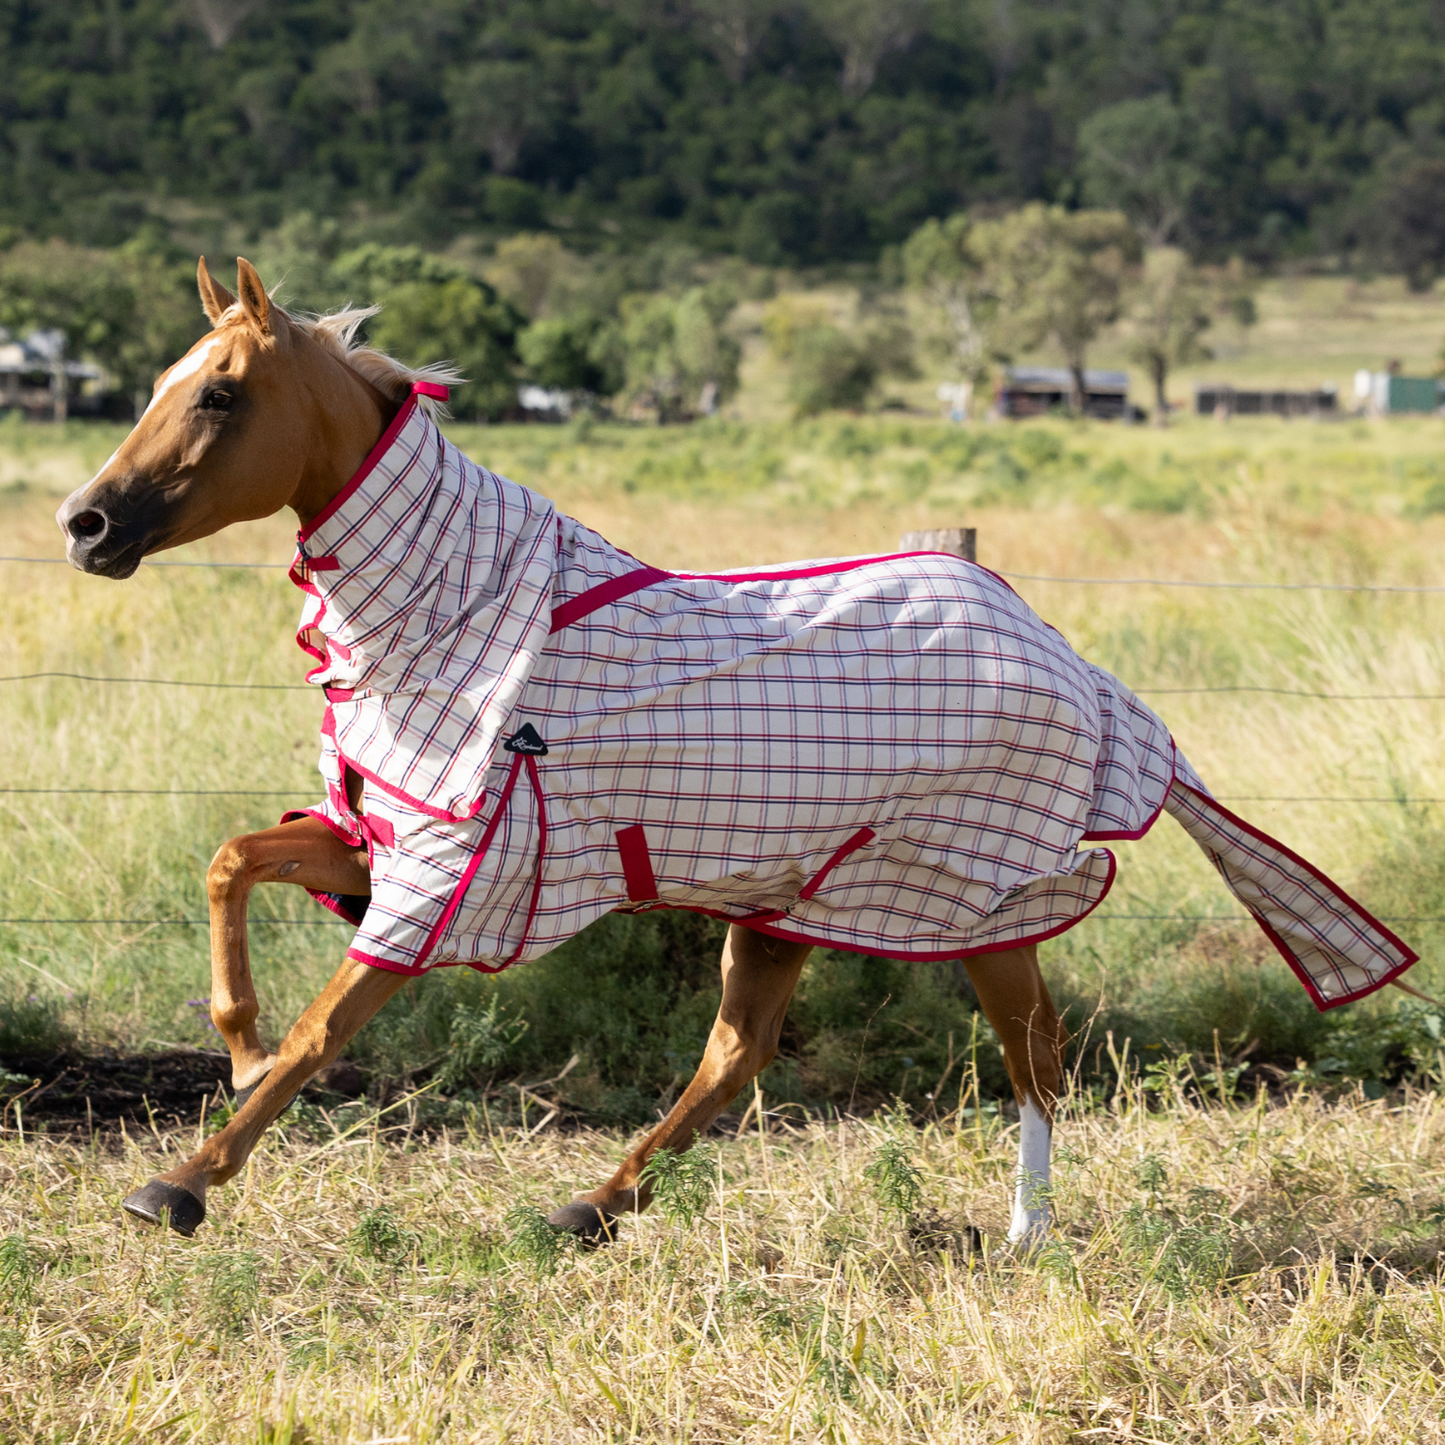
58 260 1416 1247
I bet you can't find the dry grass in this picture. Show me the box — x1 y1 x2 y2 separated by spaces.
2 1078 1444 1442
6 289 1445 1435
4 406 1445 1050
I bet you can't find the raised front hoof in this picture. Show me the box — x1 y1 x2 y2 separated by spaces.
546 1201 618 1248
121 1181 206 1237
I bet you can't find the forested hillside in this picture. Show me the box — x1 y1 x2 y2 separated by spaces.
5 0 1445 270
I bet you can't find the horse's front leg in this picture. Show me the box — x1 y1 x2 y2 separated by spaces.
548 924 811 1243
962 943 1069 1249
122 956 406 1234
206 815 370 1102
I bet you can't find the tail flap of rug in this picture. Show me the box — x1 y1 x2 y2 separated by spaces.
1163 775 1418 1011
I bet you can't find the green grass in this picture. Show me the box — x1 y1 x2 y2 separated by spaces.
7 298 1445 1436
5 403 1445 1112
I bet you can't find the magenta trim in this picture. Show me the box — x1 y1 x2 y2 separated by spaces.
325 687 355 703
311 890 367 926
306 555 342 571
671 550 975 584
411 380 450 400
298 395 417 543
348 947 426 977
1170 779 1419 1011
1081 740 1179 843
550 566 672 634
361 810 395 851
634 850 1120 962
409 753 527 970
797 826 876 901
279 803 363 851
337 744 489 823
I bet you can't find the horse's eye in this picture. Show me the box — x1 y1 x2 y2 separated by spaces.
199 389 233 411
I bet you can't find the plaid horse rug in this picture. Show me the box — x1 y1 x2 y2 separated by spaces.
285 385 1417 1012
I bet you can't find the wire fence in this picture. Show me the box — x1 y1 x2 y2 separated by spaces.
6 549 1445 932
9 551 1445 592
5 671 1445 702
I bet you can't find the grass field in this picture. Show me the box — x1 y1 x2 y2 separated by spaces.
5 402 1445 1100
4 282 1445 1439
2 1079 1444 1441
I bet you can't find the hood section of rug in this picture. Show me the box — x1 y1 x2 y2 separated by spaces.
290 398 559 820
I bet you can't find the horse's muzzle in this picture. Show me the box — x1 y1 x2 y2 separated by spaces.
57 490 154 578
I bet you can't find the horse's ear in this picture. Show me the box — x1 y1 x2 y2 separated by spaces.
197 257 236 325
234 257 272 336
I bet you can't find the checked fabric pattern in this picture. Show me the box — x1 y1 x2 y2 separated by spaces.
286 391 1417 1011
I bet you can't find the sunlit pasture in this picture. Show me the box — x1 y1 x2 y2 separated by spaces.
3 404 1445 1439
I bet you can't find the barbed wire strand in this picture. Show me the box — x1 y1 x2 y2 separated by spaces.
3 787 1443 803
3 672 1443 701
2 913 1444 926
7 553 1445 593
0 556 287 569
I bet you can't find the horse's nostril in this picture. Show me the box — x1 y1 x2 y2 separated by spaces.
68 509 108 541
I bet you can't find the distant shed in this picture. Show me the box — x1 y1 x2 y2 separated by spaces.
1194 384 1337 418
997 367 1139 421
1353 371 1441 415
0 328 105 420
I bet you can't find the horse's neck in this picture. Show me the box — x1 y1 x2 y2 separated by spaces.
289 351 402 529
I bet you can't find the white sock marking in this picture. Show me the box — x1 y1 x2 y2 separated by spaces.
1008 1094 1052 1245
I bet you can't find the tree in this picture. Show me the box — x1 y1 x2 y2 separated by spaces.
804 0 930 98
688 0 785 83
1123 247 1212 425
518 313 625 403
333 246 524 420
0 237 202 406
1377 160 1445 293
976 205 1141 414
1078 95 1197 248
618 288 740 422
762 295 914 417
482 233 580 320
901 214 996 398
446 60 551 176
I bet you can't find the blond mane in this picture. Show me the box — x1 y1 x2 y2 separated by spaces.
296 307 465 420
222 302 465 420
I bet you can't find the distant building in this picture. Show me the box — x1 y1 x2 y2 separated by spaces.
0 328 105 420
1353 370 1440 415
997 367 1139 421
1194 384 1338 418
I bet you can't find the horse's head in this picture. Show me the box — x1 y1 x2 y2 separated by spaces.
57 258 398 578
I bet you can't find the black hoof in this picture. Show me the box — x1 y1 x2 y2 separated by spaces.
546 1201 618 1248
121 1181 205 1237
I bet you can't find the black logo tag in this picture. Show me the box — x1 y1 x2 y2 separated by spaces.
502 723 549 756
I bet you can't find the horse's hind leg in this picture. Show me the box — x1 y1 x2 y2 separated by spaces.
205 815 369 1101
548 924 811 1243
962 943 1068 1247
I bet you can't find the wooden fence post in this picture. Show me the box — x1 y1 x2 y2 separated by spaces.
898 527 976 562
